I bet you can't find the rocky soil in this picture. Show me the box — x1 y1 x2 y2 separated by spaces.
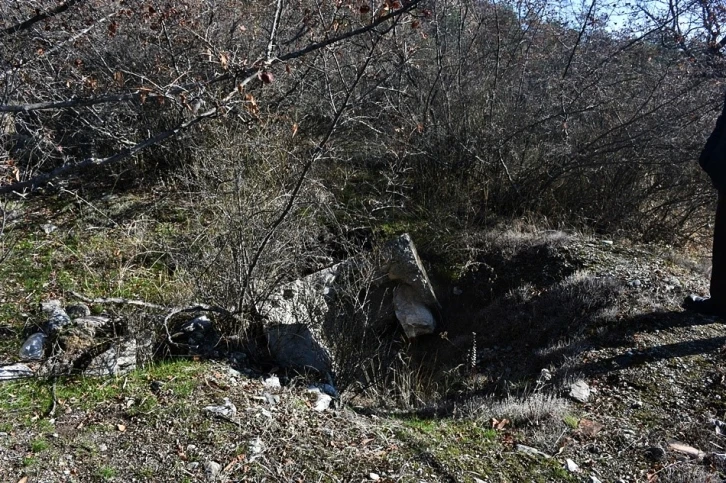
1 192 726 482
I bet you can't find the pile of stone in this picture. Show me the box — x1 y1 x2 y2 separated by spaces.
1 300 147 380
1 233 439 382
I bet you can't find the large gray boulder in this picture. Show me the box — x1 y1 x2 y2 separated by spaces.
257 234 439 373
266 323 332 374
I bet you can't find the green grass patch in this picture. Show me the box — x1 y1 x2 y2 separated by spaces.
29 438 49 452
96 465 117 480
0 359 206 422
393 417 574 482
562 413 579 429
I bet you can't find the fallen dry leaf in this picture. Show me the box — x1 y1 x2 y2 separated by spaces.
578 418 603 437
491 418 510 430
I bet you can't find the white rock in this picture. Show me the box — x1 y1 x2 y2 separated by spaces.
248 437 264 458
568 380 591 403
515 444 550 458
263 375 281 389
565 458 580 472
41 223 57 234
307 387 333 411
369 473 380 480
590 476 602 483
83 337 137 376
203 397 237 417
204 460 221 479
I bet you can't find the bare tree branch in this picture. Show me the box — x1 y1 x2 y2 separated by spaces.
0 104 218 195
0 1 419 113
0 1 421 195
1 0 85 37
238 29 389 310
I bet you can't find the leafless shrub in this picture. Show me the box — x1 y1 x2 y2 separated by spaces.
349 350 447 409
656 463 718 483
463 390 572 451
477 392 571 427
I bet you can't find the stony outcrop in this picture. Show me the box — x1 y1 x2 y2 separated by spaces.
258 234 439 373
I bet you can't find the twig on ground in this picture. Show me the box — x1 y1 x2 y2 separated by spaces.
69 291 167 310
46 378 58 418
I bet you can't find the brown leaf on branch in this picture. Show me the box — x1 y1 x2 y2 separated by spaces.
259 71 274 84
113 71 124 87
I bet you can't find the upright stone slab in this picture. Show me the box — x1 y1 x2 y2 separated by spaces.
382 234 439 337
382 233 439 308
258 234 440 373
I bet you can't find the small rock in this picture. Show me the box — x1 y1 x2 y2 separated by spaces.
569 380 591 403
668 441 705 459
0 363 34 381
644 446 666 461
578 418 603 437
516 444 550 458
41 300 71 333
565 458 580 472
150 380 164 394
263 375 281 389
65 304 91 319
452 287 463 296
307 386 333 411
83 337 137 376
590 476 603 483
98 443 108 452
41 223 57 234
263 392 280 405
73 316 110 334
369 473 380 480
203 397 237 417
204 461 221 479
393 284 436 338
249 437 264 456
